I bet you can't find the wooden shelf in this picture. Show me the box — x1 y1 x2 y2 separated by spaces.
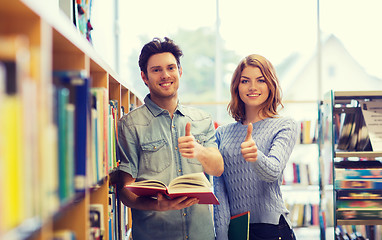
337 219 382 226
1 1 140 239
335 151 382 158
334 91 382 98
320 90 382 238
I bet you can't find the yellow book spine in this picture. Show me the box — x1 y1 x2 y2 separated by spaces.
0 97 24 231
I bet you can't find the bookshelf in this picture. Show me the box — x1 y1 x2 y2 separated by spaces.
0 0 142 239
282 142 321 230
278 101 321 234
320 90 382 239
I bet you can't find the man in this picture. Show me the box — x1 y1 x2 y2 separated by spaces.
116 37 224 240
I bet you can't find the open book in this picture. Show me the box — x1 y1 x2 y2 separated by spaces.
124 172 219 205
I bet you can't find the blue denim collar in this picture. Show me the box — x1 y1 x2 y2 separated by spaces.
144 94 185 117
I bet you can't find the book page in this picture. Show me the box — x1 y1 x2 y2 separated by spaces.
360 100 382 151
128 179 167 189
168 172 211 189
168 183 212 193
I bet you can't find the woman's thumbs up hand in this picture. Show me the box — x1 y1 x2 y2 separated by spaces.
241 124 258 162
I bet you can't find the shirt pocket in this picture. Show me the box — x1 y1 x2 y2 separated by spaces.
141 139 171 173
186 134 207 166
194 134 207 146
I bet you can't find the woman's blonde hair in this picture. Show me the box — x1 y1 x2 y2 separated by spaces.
227 54 283 122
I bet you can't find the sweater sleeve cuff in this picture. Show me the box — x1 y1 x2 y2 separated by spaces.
250 150 266 168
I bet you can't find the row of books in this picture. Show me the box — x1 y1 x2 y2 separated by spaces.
59 0 94 43
299 120 318 144
0 33 126 237
335 167 382 222
285 202 320 227
53 190 131 240
283 162 317 186
109 185 131 240
0 35 45 233
337 208 382 220
334 159 382 169
53 71 131 240
332 158 382 190
335 168 382 190
53 70 120 203
335 225 381 240
334 106 372 152
292 162 313 185
55 216 118 240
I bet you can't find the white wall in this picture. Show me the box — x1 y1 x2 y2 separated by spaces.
91 0 117 72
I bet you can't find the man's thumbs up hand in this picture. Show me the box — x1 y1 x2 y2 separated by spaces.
185 121 191 136
178 122 201 159
241 124 258 162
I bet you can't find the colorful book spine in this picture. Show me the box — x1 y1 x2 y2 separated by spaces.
337 208 382 220
337 200 382 209
90 204 105 240
53 70 90 193
53 230 77 240
335 179 382 190
337 190 382 200
90 96 99 183
108 106 113 171
90 88 109 178
336 168 382 180
55 87 70 203
66 104 75 199
74 76 90 192
109 100 119 169
0 59 24 230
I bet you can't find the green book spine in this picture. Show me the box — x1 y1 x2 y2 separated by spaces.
57 87 69 203
66 104 75 200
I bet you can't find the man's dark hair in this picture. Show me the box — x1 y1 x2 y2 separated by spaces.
138 37 183 75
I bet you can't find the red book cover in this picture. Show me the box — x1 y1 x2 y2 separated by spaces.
124 172 219 205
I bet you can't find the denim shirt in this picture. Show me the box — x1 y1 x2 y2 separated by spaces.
118 95 216 240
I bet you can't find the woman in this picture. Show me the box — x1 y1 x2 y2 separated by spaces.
213 54 298 240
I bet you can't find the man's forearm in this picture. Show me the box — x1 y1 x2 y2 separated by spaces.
197 147 224 176
119 187 159 211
